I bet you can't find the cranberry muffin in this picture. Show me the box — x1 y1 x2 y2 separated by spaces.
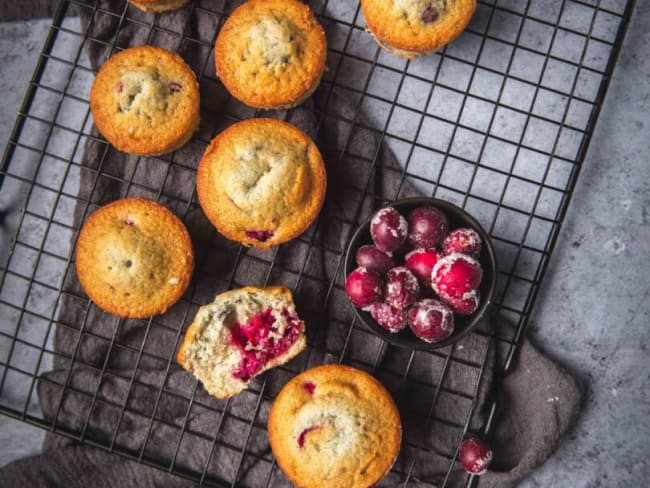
177 286 306 399
361 0 476 59
215 0 327 109
75 198 194 318
196 118 326 250
268 364 402 487
90 45 199 155
129 0 191 12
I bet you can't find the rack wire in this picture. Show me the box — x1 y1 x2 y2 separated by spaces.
0 0 634 486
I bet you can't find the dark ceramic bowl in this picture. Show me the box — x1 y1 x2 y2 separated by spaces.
344 197 497 350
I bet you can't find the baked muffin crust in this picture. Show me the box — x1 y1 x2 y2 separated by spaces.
197 118 326 250
268 364 402 487
361 0 476 57
215 0 327 109
129 0 191 13
90 45 199 155
75 198 194 318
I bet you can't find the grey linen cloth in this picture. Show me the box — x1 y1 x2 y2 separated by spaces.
0 1 582 486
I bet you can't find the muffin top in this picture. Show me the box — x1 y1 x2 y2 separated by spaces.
75 198 194 318
361 0 476 52
268 364 402 488
215 0 327 108
197 118 326 249
90 45 199 155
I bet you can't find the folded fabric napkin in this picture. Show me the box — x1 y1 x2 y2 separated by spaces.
0 1 582 486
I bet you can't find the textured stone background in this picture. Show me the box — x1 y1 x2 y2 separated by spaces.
0 2 648 485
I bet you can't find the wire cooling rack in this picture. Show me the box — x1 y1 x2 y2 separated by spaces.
0 0 634 486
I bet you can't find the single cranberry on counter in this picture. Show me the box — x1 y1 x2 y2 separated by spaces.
345 267 383 309
355 245 395 275
443 227 482 258
443 291 480 315
370 207 408 253
370 302 408 333
407 206 449 249
384 267 420 310
405 248 442 285
459 436 493 475
407 298 454 343
432 253 482 300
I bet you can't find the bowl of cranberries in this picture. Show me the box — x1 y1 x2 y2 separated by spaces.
344 198 497 350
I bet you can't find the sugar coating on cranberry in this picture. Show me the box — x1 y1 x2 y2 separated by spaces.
355 245 395 275
443 228 482 258
443 290 480 315
405 248 441 285
384 266 420 310
345 267 383 309
407 299 454 343
370 207 408 253
407 206 449 249
432 253 483 300
459 436 493 475
370 302 408 333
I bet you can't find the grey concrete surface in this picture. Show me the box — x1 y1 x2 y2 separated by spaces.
0 1 648 486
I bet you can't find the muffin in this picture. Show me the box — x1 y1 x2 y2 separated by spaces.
177 286 307 399
90 45 200 156
196 118 326 250
361 0 477 59
75 198 194 318
215 0 327 109
268 364 402 488
129 0 191 12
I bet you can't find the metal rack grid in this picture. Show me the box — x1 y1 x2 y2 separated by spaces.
0 0 633 486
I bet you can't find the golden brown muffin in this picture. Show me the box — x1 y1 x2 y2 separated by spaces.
177 286 307 399
196 118 327 250
215 0 327 109
268 364 402 488
90 45 199 156
129 0 191 12
75 198 194 318
361 0 477 59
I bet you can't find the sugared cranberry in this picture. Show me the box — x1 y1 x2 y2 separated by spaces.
421 3 439 23
443 228 482 258
355 245 395 275
345 267 383 309
370 302 407 333
407 207 449 249
432 253 482 300
405 248 441 285
169 82 183 92
407 299 454 343
459 436 493 475
370 207 408 253
246 230 274 242
443 291 480 315
384 267 420 310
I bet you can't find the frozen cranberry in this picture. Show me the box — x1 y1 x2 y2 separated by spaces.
407 206 449 249
370 207 408 253
407 299 454 343
345 267 383 309
405 248 442 285
246 230 274 242
370 302 407 333
420 3 439 23
355 245 395 275
443 228 482 258
432 253 482 300
443 291 480 315
459 436 492 475
384 267 420 310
